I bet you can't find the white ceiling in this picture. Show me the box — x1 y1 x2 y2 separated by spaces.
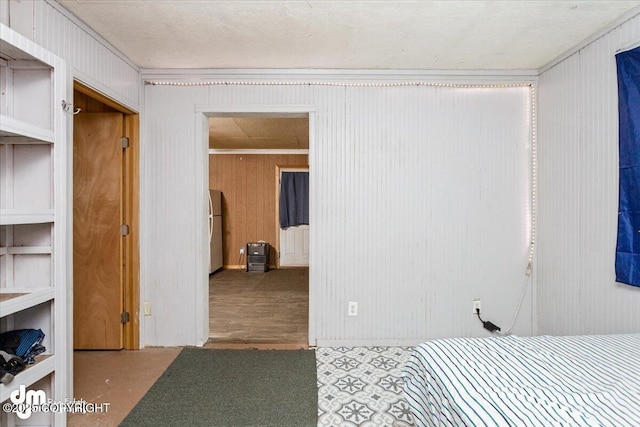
58 1 640 71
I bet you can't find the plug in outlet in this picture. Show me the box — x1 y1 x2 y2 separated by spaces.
240 247 245 255
473 299 481 314
348 301 358 316
144 302 152 316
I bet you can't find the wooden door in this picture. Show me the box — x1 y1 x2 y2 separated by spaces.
73 113 124 349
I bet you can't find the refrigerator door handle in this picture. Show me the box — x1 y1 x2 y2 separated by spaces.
208 191 214 243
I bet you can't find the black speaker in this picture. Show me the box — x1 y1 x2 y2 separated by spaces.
246 242 269 272
247 243 268 256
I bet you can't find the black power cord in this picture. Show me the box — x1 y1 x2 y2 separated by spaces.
475 309 501 333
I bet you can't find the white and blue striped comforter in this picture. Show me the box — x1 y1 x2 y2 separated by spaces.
403 334 640 427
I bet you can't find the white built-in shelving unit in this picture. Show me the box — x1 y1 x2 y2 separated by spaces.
0 23 68 426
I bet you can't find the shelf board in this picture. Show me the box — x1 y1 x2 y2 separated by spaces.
0 292 28 302
0 211 54 225
0 247 52 256
0 355 54 403
0 115 54 144
0 288 54 317
6 246 52 255
1 23 56 65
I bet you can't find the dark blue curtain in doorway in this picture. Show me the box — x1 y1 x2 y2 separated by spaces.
615 46 640 287
279 172 309 229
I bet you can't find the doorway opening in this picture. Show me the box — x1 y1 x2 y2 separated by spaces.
72 82 140 350
203 112 312 347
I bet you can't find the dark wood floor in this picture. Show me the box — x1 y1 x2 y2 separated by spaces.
208 268 309 347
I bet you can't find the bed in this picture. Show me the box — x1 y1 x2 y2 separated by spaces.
402 334 640 427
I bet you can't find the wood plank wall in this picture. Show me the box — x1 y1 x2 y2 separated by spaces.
74 91 120 113
209 154 308 268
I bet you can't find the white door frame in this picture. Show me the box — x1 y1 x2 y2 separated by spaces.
194 105 317 347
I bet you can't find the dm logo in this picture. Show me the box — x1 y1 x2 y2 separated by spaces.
10 385 46 419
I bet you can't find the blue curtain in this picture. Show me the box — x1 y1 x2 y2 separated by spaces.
279 172 309 229
615 46 640 287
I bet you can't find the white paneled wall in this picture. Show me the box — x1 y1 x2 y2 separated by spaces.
537 14 640 336
3 0 139 110
1 0 635 348
143 77 535 346
142 85 208 345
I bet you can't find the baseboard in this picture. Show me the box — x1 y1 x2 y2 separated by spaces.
222 264 278 270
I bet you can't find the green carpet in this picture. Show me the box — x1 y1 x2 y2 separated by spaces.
120 348 317 427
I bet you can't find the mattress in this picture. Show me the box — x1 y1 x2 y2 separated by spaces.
403 334 640 427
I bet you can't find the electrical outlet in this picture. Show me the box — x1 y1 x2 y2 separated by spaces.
348 301 358 316
240 247 245 255
473 299 481 314
144 302 152 316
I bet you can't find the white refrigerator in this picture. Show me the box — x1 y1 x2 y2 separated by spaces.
208 190 224 273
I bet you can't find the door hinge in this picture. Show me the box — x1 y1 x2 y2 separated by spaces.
121 136 130 149
121 311 130 324
120 224 130 236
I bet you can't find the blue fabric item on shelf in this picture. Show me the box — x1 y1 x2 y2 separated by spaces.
0 329 46 364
